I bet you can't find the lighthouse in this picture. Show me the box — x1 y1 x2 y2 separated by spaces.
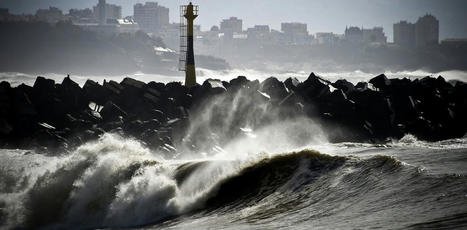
180 2 198 88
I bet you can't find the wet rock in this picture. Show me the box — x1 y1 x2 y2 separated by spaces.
325 89 357 122
123 119 145 137
260 77 289 102
284 77 300 92
33 76 55 93
297 72 331 101
228 76 250 92
100 101 127 122
103 80 123 95
142 119 161 130
121 77 145 90
0 119 13 135
369 74 390 90
355 82 369 91
83 80 108 105
140 129 164 148
143 88 161 104
0 81 12 116
151 109 166 122
58 76 85 112
202 79 227 96
332 79 355 94
32 129 68 152
1 73 467 150
166 82 187 101
100 119 124 132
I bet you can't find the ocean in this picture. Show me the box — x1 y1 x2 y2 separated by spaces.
1 134 466 229
1 70 467 229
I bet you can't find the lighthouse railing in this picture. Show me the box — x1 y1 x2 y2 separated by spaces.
179 5 188 71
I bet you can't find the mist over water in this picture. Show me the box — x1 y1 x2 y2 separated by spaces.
2 68 467 87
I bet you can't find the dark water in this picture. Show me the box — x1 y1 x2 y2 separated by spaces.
1 134 466 230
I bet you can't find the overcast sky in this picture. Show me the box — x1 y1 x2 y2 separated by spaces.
2 0 467 41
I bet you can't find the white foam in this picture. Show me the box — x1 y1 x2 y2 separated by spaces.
2 69 464 87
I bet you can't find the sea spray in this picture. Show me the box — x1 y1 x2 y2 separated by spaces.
1 135 467 229
2 69 466 87
176 78 328 156
0 131 327 229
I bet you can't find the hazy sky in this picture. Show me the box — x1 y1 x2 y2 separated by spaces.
2 0 467 41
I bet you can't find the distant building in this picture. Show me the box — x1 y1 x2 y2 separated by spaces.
220 17 243 33
134 2 169 34
159 22 181 49
93 0 122 25
415 14 439 47
69 8 94 23
394 21 415 47
247 25 270 41
440 39 467 49
315 32 340 45
210 25 219 32
281 22 309 45
344 26 363 43
281 22 307 34
0 9 34 22
35 7 64 23
69 8 93 19
362 27 387 44
79 18 139 35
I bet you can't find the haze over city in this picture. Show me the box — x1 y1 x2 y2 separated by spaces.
2 0 467 40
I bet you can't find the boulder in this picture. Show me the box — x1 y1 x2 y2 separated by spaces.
58 76 85 112
100 101 127 122
120 77 145 90
123 119 145 136
0 118 13 135
355 82 369 91
284 77 300 92
103 80 123 95
166 82 187 99
0 81 12 118
202 79 227 95
332 79 355 93
33 76 55 93
297 72 331 101
259 77 289 102
228 76 249 91
83 80 109 105
369 74 390 90
32 129 68 152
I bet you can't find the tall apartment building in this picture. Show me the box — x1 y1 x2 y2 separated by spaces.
393 14 439 48
247 25 270 40
394 21 415 47
93 0 122 24
345 26 363 43
362 27 387 44
415 14 439 47
35 7 64 23
220 17 243 33
281 22 309 45
134 2 169 34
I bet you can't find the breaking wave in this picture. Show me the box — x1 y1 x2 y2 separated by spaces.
1 134 467 229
